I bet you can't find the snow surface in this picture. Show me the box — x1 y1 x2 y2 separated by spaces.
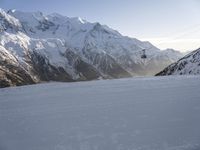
0 76 200 150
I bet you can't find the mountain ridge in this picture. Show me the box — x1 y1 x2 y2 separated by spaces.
0 8 183 87
156 48 200 76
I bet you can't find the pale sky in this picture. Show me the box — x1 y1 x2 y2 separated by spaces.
1 0 200 52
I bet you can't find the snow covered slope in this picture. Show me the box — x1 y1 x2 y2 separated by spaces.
0 8 183 87
157 48 200 76
0 76 200 150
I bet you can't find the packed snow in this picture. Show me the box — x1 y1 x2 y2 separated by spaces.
0 76 200 150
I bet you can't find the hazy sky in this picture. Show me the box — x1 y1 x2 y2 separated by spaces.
1 0 200 51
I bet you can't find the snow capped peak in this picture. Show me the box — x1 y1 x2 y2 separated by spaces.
6 9 18 14
0 8 5 13
69 17 87 25
32 11 46 21
0 8 22 31
9 9 16 13
77 17 86 24
10 10 46 22
48 12 66 20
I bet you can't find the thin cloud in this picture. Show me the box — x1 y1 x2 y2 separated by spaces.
142 38 200 52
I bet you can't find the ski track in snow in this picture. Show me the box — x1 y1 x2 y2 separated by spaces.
0 76 200 150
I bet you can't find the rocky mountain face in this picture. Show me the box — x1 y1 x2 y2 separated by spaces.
0 8 183 87
0 45 35 87
156 48 200 76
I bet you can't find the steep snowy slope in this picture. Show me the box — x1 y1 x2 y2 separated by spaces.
0 45 35 87
156 48 200 75
0 8 183 87
1 76 200 150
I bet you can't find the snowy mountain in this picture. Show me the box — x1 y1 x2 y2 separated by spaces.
156 48 200 76
0 8 183 87
1 76 200 150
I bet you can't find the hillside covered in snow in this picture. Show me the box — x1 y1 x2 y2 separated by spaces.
157 48 200 76
0 8 183 87
0 76 200 150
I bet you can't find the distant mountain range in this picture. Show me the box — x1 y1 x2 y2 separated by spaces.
0 8 183 87
156 48 200 76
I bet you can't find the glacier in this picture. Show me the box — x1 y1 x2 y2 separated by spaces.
0 75 200 150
